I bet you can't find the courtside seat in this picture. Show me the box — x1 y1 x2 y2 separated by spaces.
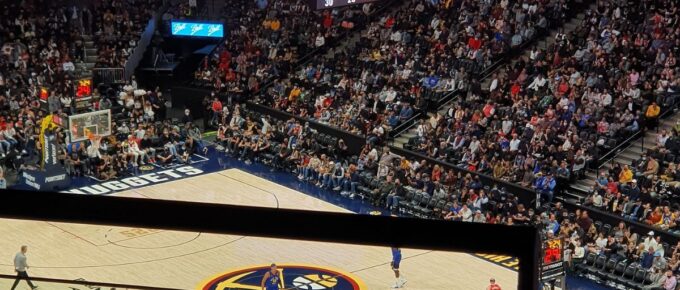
640 270 656 288
608 260 629 283
441 202 454 217
412 193 431 218
407 193 424 216
432 199 446 218
586 255 607 277
398 191 415 214
419 197 436 218
625 267 647 289
597 258 617 280
615 262 637 286
594 221 603 232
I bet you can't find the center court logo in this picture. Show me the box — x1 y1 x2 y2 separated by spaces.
198 264 367 290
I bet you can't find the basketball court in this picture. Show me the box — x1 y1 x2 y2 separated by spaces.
0 169 517 289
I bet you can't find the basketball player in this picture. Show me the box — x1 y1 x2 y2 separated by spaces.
391 247 406 288
261 263 283 290
487 278 502 290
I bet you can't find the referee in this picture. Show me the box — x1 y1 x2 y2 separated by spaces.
11 245 38 290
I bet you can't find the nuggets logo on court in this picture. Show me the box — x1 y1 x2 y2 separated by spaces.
139 165 154 171
199 264 367 290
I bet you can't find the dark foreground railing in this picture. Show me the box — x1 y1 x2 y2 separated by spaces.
0 188 540 290
0 274 182 290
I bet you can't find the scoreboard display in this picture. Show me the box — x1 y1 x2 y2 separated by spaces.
309 0 380 10
76 79 92 98
541 238 565 281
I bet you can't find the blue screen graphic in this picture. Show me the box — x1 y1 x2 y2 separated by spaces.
171 21 224 38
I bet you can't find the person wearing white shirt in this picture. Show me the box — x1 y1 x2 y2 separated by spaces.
458 204 473 222
384 88 397 103
509 135 521 152
468 136 480 153
502 119 513 135
643 232 659 253
530 47 539 60
528 74 547 91
11 245 37 290
60 95 73 114
489 74 499 92
62 60 75 71
600 91 612 106
126 136 146 166
314 34 325 47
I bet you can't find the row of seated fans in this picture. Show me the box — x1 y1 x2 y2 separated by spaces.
576 253 659 289
230 109 509 219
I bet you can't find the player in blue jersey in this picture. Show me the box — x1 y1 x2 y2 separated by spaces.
391 247 407 288
261 263 283 290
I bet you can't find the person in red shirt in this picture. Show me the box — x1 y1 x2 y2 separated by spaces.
322 12 332 29
468 35 482 50
510 82 521 97
210 96 222 127
384 16 395 28
487 278 502 290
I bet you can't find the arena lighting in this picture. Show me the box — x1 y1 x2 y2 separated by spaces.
0 189 539 289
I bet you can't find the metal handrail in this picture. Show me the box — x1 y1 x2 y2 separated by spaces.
595 92 680 167
388 89 460 139
596 129 645 169
388 112 423 138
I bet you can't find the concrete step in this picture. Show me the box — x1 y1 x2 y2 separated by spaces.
393 137 409 147
563 190 587 201
619 151 643 161
85 56 98 63
401 132 416 139
613 156 635 166
84 41 94 47
570 182 593 194
584 171 598 179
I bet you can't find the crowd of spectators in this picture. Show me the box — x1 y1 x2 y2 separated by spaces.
584 126 680 235
251 0 570 142
209 100 680 288
192 0 372 101
0 0 188 175
0 0 88 162
3 0 680 288
91 0 162 68
564 210 680 289
391 0 680 207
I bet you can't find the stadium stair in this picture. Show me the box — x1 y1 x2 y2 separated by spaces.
392 1 595 149
75 34 97 79
566 110 680 201
479 3 593 91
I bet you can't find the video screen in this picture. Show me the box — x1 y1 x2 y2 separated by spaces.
171 21 224 38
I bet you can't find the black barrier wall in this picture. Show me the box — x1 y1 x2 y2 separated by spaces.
0 189 541 290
